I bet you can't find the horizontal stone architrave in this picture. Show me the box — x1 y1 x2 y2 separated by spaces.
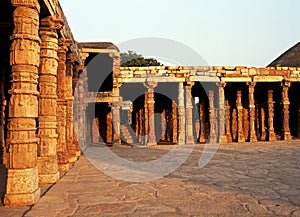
221 77 252 82
190 76 220 82
253 76 283 82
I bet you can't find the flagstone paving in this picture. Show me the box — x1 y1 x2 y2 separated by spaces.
1 141 300 216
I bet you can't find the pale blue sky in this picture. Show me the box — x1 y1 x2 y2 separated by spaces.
60 0 300 67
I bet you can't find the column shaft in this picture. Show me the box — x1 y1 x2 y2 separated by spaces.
209 90 217 143
218 82 227 143
185 82 194 144
248 82 257 142
282 82 292 140
178 82 186 145
5 1 41 205
237 91 245 142
268 90 277 141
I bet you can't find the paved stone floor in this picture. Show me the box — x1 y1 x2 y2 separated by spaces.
1 141 300 216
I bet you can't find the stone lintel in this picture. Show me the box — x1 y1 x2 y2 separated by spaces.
221 77 252 82
190 76 220 82
253 76 283 82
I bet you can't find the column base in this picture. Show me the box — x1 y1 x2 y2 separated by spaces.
199 135 206 143
219 136 227 144
250 134 258 142
226 134 232 143
209 136 217 144
146 142 157 146
37 157 60 184
75 151 81 157
4 167 40 206
269 132 277 141
185 136 194 145
238 134 245 143
283 132 292 141
58 163 70 172
38 172 60 184
68 156 78 164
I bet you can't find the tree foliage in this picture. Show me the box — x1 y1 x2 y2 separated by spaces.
120 51 163 67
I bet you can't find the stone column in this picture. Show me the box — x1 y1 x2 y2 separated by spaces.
106 109 113 144
185 82 194 144
225 100 232 142
161 109 166 141
198 99 206 143
144 81 157 146
247 82 257 142
237 91 245 142
209 90 217 143
66 53 77 163
92 117 100 143
261 106 267 141
5 0 41 205
218 82 227 144
243 108 249 140
268 90 277 141
178 82 186 145
37 16 63 184
143 93 149 145
139 109 143 143
56 38 71 172
282 81 292 140
172 100 178 143
232 108 237 141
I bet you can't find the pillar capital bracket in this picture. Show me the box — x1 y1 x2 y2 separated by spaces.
246 82 256 87
281 80 291 87
40 15 64 31
218 81 227 88
143 80 157 90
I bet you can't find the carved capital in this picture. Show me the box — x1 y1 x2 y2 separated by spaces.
281 80 291 88
143 80 157 90
11 0 40 12
218 81 227 88
40 15 64 32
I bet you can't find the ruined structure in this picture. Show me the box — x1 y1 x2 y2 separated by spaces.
0 0 300 206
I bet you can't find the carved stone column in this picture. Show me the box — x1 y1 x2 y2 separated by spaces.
106 109 113 144
218 82 227 144
37 16 62 184
209 90 217 143
92 117 100 143
144 81 157 146
185 82 194 144
268 90 277 141
199 99 206 143
5 0 41 205
112 89 121 146
232 108 237 141
178 82 186 145
161 109 166 141
172 100 178 143
143 93 148 145
237 91 245 142
139 108 143 143
243 108 249 140
282 81 292 140
225 100 232 142
57 38 71 172
247 82 257 142
261 106 267 141
65 53 77 162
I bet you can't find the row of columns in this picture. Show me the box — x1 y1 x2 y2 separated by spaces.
4 1 81 205
130 81 293 146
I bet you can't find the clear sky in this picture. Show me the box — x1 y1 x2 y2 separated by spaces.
60 0 300 67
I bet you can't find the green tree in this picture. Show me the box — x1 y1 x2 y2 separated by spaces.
120 51 163 67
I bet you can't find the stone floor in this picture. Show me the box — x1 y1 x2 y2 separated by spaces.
1 141 300 216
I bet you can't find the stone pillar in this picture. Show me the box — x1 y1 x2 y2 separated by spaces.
261 106 267 141
247 82 257 142
209 90 217 143
161 109 166 141
139 109 143 143
218 82 227 144
143 93 149 145
56 38 71 172
232 109 237 141
243 108 249 140
282 81 292 140
37 16 63 184
237 91 245 142
144 81 157 146
66 53 77 163
199 99 206 143
178 82 186 145
172 101 178 143
106 109 113 144
225 100 232 142
112 102 121 145
185 82 194 144
268 90 277 141
5 0 41 205
92 117 100 143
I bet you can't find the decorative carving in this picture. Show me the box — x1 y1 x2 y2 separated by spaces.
237 91 245 142
218 82 227 144
185 82 194 144
268 90 277 141
281 81 291 140
247 82 257 142
178 82 186 145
